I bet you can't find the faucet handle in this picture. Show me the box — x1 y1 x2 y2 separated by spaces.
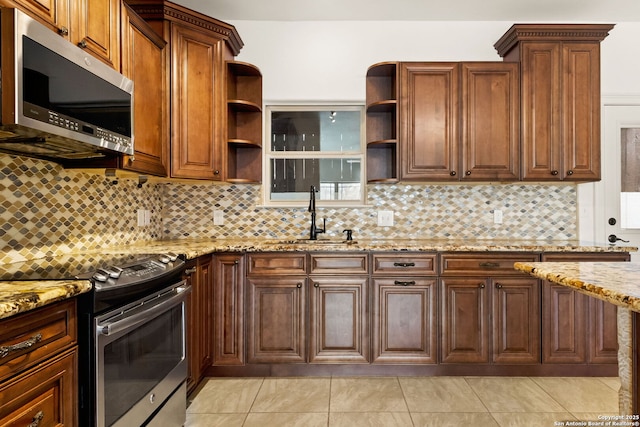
343 229 353 241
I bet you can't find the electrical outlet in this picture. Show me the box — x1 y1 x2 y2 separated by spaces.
494 209 503 224
137 209 145 227
213 210 225 226
378 210 394 226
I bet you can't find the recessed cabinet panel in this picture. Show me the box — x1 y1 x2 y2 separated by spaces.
372 278 437 363
309 277 369 363
400 63 459 181
492 278 540 364
213 254 244 366
247 277 307 363
171 24 224 179
120 5 168 176
440 278 490 363
561 43 601 181
461 62 519 180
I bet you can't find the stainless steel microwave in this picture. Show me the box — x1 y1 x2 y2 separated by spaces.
0 8 134 162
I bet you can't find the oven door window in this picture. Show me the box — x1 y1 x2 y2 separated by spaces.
98 302 185 427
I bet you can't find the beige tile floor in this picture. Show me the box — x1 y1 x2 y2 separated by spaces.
186 376 621 427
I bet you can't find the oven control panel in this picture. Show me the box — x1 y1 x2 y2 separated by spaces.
92 252 184 289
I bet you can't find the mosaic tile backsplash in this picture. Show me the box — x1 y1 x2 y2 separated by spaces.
0 154 577 263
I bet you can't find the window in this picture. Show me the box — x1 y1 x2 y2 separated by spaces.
263 105 366 206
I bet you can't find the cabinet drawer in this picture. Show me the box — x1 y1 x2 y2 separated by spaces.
247 253 307 275
0 348 77 427
372 253 437 275
440 253 539 276
541 252 631 262
0 299 77 383
310 253 368 274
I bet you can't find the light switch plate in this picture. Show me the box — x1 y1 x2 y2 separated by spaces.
378 210 394 226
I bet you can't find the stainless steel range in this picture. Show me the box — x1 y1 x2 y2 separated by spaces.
1 252 189 427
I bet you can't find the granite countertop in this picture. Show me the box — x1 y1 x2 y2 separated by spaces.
0 238 636 321
514 261 640 313
0 280 91 320
102 237 637 259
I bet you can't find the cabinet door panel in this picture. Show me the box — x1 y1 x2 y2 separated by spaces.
492 278 540 364
561 42 601 181
461 62 519 180
309 277 368 363
247 277 306 363
400 63 459 180
542 282 587 363
0 349 77 427
372 278 436 364
588 296 618 364
171 23 224 179
73 0 120 69
10 0 70 35
120 6 168 176
213 254 243 365
440 278 489 363
520 42 562 180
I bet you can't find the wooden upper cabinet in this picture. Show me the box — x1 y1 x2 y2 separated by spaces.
71 0 120 69
399 62 519 181
5 0 119 68
400 62 459 181
120 4 168 176
127 0 244 181
461 62 519 181
494 24 614 182
5 0 70 37
170 23 225 180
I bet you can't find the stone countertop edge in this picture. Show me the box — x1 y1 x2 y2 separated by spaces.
104 238 638 260
0 238 636 321
514 261 640 313
0 280 91 320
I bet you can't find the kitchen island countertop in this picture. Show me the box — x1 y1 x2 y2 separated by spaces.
0 238 635 320
513 261 640 312
514 260 640 415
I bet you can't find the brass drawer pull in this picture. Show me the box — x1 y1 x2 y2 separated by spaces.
28 411 44 427
0 333 43 358
393 262 415 267
479 262 500 268
394 280 416 286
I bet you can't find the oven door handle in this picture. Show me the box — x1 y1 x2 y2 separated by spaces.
97 284 191 337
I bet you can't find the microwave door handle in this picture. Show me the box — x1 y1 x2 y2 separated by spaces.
97 284 191 337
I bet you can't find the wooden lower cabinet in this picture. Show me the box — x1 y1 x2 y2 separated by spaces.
0 299 78 426
492 278 540 364
185 255 214 394
440 278 491 363
440 277 540 364
0 349 77 427
246 277 307 363
372 278 437 363
309 276 369 363
213 254 244 366
541 252 630 364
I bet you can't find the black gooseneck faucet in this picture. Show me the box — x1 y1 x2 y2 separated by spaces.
308 185 325 240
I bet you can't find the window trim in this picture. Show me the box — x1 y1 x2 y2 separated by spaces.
261 103 367 208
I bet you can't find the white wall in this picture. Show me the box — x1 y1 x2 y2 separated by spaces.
231 20 640 102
